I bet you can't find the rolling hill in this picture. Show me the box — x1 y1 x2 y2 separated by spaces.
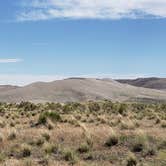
116 77 166 90
0 85 19 92
0 78 166 103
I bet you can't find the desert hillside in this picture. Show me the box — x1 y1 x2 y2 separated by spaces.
116 77 166 90
0 78 166 103
0 85 19 92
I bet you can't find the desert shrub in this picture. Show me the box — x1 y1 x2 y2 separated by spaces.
105 135 119 147
78 143 90 153
70 102 85 112
126 152 137 166
42 133 50 141
158 139 166 150
21 146 31 157
44 143 58 155
155 116 161 124
23 159 33 166
160 104 166 111
62 103 74 113
102 100 113 112
47 122 54 130
47 111 61 122
161 121 166 128
131 132 148 152
63 149 78 164
88 102 100 112
8 131 16 140
38 111 61 124
0 134 3 143
36 138 44 146
120 120 135 130
18 102 37 112
38 113 47 124
46 102 62 111
0 153 6 163
144 146 156 156
0 120 5 128
118 103 128 115
10 121 15 127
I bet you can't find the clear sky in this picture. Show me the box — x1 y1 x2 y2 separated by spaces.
1 0 166 85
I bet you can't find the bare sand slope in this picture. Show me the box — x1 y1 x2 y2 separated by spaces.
0 78 166 103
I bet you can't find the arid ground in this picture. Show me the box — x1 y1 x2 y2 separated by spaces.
0 101 166 166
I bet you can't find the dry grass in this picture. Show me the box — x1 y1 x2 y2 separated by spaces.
0 101 165 166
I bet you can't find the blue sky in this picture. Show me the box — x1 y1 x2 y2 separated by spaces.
1 0 166 85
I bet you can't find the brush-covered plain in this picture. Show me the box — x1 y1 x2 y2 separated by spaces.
0 101 166 166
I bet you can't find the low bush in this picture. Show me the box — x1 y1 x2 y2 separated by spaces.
105 135 119 147
38 111 61 124
78 143 90 153
126 152 137 166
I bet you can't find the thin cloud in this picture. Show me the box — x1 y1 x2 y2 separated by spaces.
17 0 166 21
0 59 23 63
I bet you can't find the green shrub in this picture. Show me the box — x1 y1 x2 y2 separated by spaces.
38 111 61 124
118 104 127 115
38 113 47 124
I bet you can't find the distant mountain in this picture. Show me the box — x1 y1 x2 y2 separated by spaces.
116 77 166 90
0 78 166 103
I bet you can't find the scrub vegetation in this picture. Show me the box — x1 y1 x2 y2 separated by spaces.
0 101 165 166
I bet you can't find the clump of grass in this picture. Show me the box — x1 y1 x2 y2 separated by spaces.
88 102 100 112
7 131 16 140
155 116 161 124
120 120 135 130
38 113 47 124
118 104 127 115
158 139 166 150
144 146 156 156
10 121 15 127
0 153 6 163
78 143 90 153
42 133 50 141
21 145 31 158
0 134 3 143
43 143 58 155
105 129 119 147
36 138 44 146
62 149 78 164
161 121 166 128
131 131 148 152
126 152 137 166
0 120 5 128
23 159 33 166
